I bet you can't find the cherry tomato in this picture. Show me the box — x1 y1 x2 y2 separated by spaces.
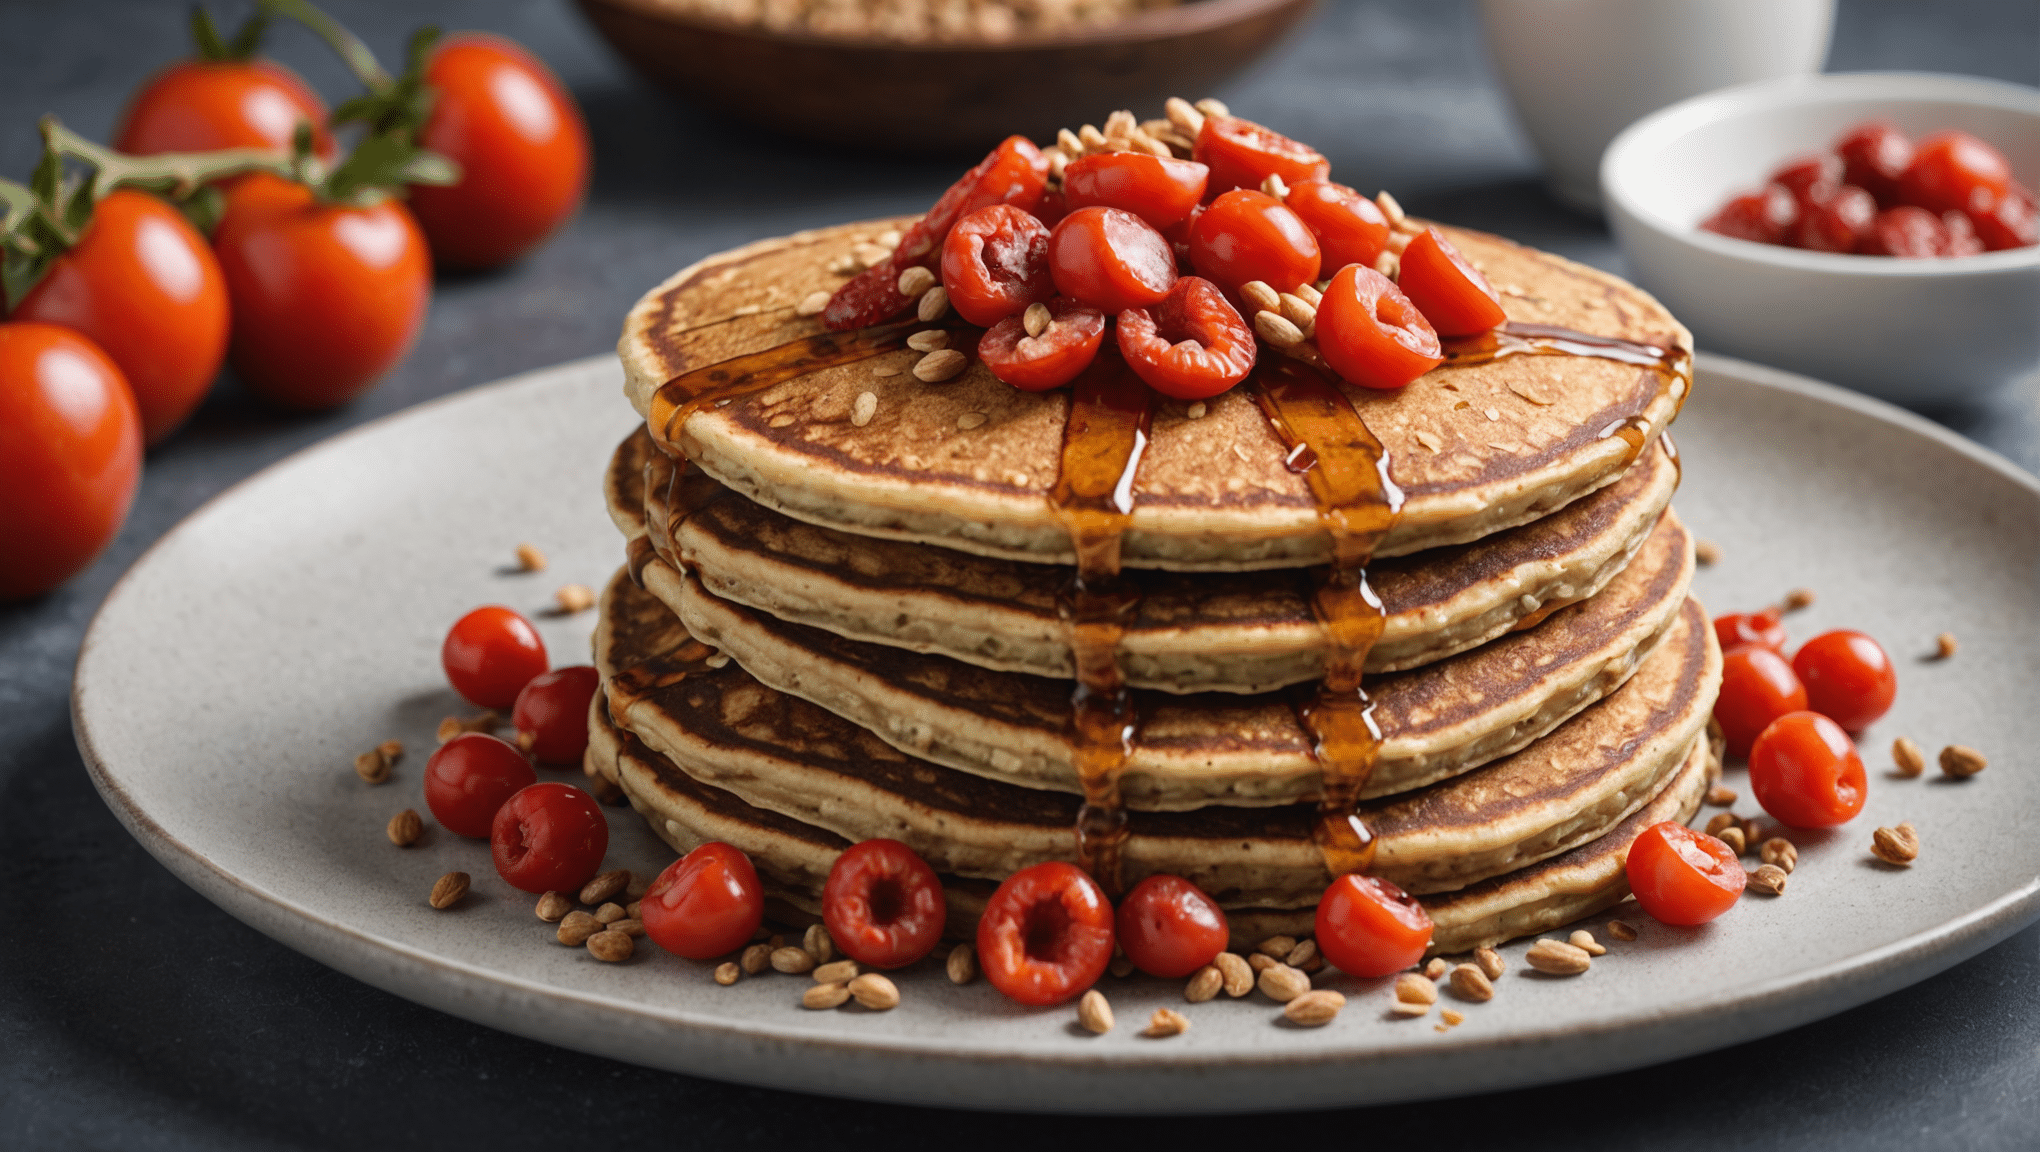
405 34 590 269
1047 206 1176 314
0 323 140 601
1116 276 1254 400
1791 630 1896 731
1713 607 1786 655
939 204 1053 327
513 666 600 764
442 605 549 708
1284 179 1390 272
1836 120 1913 208
1185 189 1319 296
1700 184 1798 245
212 172 432 409
1625 821 1745 926
1972 181 2037 251
824 135 1047 331
1192 114 1330 196
1714 645 1808 759
821 839 946 969
490 781 608 894
1314 263 1443 391
641 842 765 959
977 297 1105 391
1395 227 1506 337
1943 210 1986 257
1899 130 2012 216
1114 874 1228 978
1793 184 1878 253
1062 152 1209 230
975 861 1114 1006
1748 711 1867 828
1314 873 1432 977
12 189 227 445
1857 206 1949 257
115 59 333 160
424 732 538 838
1769 154 1841 208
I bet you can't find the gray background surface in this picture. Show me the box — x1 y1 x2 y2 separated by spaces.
2 0 2037 1146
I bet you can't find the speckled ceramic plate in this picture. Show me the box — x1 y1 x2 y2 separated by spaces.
74 353 2040 1113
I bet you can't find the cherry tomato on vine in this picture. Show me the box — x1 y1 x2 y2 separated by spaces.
1283 179 1390 272
1791 630 1896 731
12 189 227 445
940 204 1053 326
1047 206 1176 314
0 323 140 601
212 172 432 409
1899 129 2012 216
824 135 1046 331
1395 227 1505 337
1857 206 1949 257
1836 120 1912 207
641 842 765 959
1185 189 1319 295
405 34 590 269
1748 711 1867 828
491 781 608 894
822 839 946 969
1115 873 1227 978
513 665 600 764
1314 873 1432 977
1714 645 1807 759
1116 276 1254 400
1193 114 1329 196
1314 263 1442 391
116 58 334 160
1768 153 1841 209
442 605 549 708
424 732 538 838
975 861 1114 1006
1700 185 1797 244
1625 821 1745 926
1713 607 1786 655
1061 152 1209 230
1793 185 1877 253
977 297 1105 391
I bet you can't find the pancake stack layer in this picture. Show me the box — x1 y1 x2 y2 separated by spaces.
590 218 1722 953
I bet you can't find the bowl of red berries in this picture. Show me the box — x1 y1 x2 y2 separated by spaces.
1601 71 2039 405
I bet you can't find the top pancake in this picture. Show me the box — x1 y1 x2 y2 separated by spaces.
617 218 1693 571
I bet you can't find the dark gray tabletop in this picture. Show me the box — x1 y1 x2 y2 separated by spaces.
4 1 2037 1146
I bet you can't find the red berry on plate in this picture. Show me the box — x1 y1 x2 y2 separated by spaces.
443 605 548 708
1699 184 1797 245
512 665 600 764
1282 179 1391 272
1858 206 1950 257
941 204 1054 327
641 842 765 959
1192 114 1330 197
1625 821 1745 926
977 297 1105 392
1748 711 1868 828
1899 129 2012 216
821 838 946 969
424 732 538 838
1835 120 1912 208
1114 873 1228 978
1972 180 2037 251
1314 873 1432 977
975 861 1114 1006
1115 275 1255 400
1713 607 1786 655
1047 206 1177 314
1790 629 1896 731
1793 184 1878 253
1714 645 1808 760
1769 153 1842 208
1314 263 1443 390
1061 151 1209 231
1394 227 1506 336
1185 188 1320 296
490 781 608 894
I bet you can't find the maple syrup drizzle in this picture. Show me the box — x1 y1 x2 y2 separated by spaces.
1047 352 1155 895
1441 321 1693 467
605 638 723 726
1251 360 1406 876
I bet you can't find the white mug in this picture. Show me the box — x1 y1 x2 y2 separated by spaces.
1479 0 1834 211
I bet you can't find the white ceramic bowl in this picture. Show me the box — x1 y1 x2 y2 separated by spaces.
1602 72 2040 405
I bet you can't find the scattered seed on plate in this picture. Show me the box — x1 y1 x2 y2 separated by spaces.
1142 1008 1189 1038
1717 825 1747 856
906 328 948 352
1760 838 1798 873
557 911 602 946
804 923 835 964
741 942 772 975
581 870 630 906
386 808 422 846
1935 631 1958 659
917 286 950 322
714 962 741 985
1390 999 1431 1018
1423 957 1448 979
849 972 900 1010
813 959 859 985
1525 939 1591 975
1748 864 1790 895
1441 1008 1465 1026
1394 973 1438 1005
804 982 851 1010
554 584 595 614
1259 964 1310 1003
771 946 817 975
355 747 393 784
1783 587 1815 610
587 930 633 962
947 943 976 985
1449 964 1494 1003
429 871 469 910
915 349 966 382
1694 539 1721 565
896 266 936 298
1705 785 1737 807
1185 965 1223 1003
1285 989 1344 1026
1892 736 1926 777
1940 745 1986 778
1078 989 1114 1034
594 902 625 924
1605 920 1637 942
1872 821 1920 865
1474 946 1506 980
1569 930 1606 956
1256 935 1297 959
1214 952 1253 997
515 542 547 572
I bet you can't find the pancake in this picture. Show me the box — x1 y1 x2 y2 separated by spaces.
629 508 1699 808
595 565 1718 899
585 680 1712 952
615 218 1693 572
608 426 1679 693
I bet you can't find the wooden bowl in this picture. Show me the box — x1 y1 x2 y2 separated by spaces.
575 0 1319 154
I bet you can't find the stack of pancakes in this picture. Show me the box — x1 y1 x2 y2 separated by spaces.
588 218 1722 954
